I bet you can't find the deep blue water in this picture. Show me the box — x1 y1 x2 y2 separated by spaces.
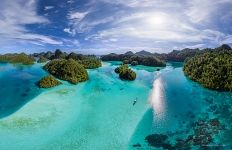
129 63 232 149
0 63 47 118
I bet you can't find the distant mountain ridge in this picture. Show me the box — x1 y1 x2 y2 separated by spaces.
135 50 153 56
120 44 232 62
124 51 134 55
101 50 166 67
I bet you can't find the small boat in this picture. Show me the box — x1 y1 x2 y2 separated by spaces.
133 97 137 106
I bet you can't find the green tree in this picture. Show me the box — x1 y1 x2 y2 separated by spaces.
38 75 61 88
183 51 232 91
115 64 136 80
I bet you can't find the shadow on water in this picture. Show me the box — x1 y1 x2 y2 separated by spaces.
0 64 47 118
167 61 183 69
128 108 154 149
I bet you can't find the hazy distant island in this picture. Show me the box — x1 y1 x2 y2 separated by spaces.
0 44 232 90
37 56 48 63
0 53 35 65
101 50 166 67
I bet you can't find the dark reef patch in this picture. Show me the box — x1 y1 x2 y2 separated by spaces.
144 104 230 150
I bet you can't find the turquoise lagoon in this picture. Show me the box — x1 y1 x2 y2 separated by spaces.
0 61 231 149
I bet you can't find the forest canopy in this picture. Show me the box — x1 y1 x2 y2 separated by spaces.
115 64 136 81
43 59 88 84
38 75 61 88
183 50 232 91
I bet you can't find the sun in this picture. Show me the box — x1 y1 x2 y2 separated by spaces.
144 12 168 28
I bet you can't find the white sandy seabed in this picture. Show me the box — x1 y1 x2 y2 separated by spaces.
0 63 156 150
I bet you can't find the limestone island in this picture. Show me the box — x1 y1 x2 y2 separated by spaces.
43 59 88 84
183 45 232 91
115 64 136 81
38 75 61 88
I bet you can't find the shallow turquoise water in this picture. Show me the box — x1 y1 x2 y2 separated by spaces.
0 62 231 149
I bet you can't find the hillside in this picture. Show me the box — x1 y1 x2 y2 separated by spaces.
183 48 232 91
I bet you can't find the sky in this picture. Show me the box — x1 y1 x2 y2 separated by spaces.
0 0 232 54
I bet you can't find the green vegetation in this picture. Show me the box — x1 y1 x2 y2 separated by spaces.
123 60 130 64
34 50 102 69
158 44 232 62
77 57 102 69
102 44 232 63
162 48 200 62
37 56 48 63
44 59 88 84
183 51 232 91
102 53 166 67
0 53 35 65
115 64 136 80
67 53 102 69
38 75 61 88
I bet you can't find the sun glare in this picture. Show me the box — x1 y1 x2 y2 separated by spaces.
149 76 166 120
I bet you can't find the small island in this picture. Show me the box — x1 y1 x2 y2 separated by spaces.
0 53 35 65
183 46 232 91
38 75 61 88
43 59 88 84
115 64 136 81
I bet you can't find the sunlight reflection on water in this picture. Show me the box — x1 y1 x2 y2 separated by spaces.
149 75 166 121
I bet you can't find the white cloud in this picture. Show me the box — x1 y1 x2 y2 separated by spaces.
17 34 63 45
80 0 232 51
64 28 76 36
185 0 232 23
0 0 62 47
86 11 225 44
183 44 206 49
64 11 91 34
67 0 75 4
65 9 116 35
44 6 54 11
62 39 80 48
221 35 232 44
0 0 48 25
1 0 231 52
69 11 89 21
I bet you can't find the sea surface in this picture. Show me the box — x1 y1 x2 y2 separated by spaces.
0 61 231 150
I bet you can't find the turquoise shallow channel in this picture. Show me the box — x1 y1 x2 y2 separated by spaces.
0 61 231 150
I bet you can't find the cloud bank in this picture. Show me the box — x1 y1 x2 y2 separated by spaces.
0 0 232 53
